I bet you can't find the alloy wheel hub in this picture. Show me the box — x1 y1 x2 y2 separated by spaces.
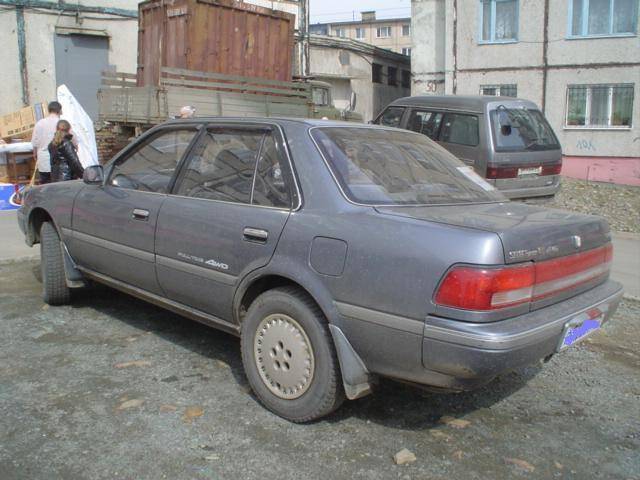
254 314 315 400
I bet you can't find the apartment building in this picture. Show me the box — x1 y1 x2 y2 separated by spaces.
411 0 640 185
310 11 413 56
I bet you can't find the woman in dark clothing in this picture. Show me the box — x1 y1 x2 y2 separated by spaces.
48 120 84 182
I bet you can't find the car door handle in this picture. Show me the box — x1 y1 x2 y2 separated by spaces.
243 227 268 243
132 208 150 221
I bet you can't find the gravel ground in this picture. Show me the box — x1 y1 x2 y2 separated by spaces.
520 177 640 233
1 261 639 480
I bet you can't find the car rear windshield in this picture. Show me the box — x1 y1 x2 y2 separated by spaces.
311 127 506 206
490 107 560 151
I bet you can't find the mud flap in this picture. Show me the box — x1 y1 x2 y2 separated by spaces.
329 324 374 400
62 243 87 288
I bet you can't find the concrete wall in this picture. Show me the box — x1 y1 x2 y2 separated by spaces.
309 37 410 122
411 0 640 167
0 1 139 116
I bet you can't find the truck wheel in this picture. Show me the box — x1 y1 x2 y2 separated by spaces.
40 222 71 305
240 287 344 422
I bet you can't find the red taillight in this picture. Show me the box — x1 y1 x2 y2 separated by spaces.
486 165 519 179
434 264 534 310
541 163 562 176
435 244 612 311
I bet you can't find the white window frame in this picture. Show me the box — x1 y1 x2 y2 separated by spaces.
478 0 519 44
480 84 517 96
564 84 634 130
402 24 411 36
567 0 638 38
355 27 366 39
376 26 392 38
333 28 346 38
401 47 412 56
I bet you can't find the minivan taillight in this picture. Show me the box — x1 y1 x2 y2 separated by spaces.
541 163 562 176
486 165 518 179
434 244 612 311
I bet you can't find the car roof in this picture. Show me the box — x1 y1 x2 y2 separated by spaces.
386 95 539 113
162 117 387 129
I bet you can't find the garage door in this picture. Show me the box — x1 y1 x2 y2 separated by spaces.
54 34 109 120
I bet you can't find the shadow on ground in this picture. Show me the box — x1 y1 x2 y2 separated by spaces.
65 280 539 429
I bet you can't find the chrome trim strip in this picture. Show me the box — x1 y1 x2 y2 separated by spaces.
424 287 624 350
156 255 237 286
335 301 424 335
77 266 240 336
73 230 155 263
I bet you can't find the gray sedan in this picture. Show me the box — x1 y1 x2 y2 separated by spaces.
17 118 623 422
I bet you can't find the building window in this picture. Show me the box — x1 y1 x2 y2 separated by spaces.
566 84 634 128
376 26 392 38
372 63 383 83
310 24 328 35
333 28 346 38
401 70 411 89
401 47 412 56
569 0 638 37
388 67 398 86
480 84 517 97
402 24 411 36
479 0 519 43
355 27 366 39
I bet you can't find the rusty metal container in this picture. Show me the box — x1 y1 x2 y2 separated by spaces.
137 0 295 87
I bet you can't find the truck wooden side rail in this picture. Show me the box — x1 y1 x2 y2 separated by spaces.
98 68 321 125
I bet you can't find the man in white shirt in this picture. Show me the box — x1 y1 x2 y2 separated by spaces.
31 101 63 184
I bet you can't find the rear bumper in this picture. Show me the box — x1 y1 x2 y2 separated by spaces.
422 280 623 381
491 174 561 199
336 280 623 392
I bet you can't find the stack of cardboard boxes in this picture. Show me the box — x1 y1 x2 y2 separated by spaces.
0 104 45 184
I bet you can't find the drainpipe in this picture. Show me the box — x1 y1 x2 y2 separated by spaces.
452 0 457 94
16 5 29 106
541 0 549 113
298 0 310 77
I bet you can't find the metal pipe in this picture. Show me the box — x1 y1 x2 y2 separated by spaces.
0 0 138 18
16 5 29 106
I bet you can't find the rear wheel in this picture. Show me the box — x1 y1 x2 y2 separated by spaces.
40 222 71 305
240 287 344 422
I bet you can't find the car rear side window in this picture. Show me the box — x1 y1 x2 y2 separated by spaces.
439 113 480 146
406 109 443 140
377 107 405 128
311 126 505 206
109 129 197 193
173 128 291 208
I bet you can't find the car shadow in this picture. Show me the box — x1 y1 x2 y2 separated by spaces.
69 282 541 429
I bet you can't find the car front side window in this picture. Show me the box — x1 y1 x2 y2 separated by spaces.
109 129 198 193
377 107 405 128
173 127 292 208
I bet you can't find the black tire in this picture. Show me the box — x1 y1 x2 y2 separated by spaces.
40 222 71 305
240 287 345 422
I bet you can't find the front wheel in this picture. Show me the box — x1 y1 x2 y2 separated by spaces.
240 287 344 422
40 222 71 305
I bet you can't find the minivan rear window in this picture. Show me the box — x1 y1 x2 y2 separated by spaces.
490 108 560 151
311 127 506 206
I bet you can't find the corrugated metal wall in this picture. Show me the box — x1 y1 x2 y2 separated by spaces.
137 0 295 87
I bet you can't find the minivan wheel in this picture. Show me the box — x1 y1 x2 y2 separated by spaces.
40 222 71 305
240 287 344 422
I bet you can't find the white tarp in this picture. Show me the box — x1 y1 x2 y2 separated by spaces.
0 142 33 154
57 85 99 168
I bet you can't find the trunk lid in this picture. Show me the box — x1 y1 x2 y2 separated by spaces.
375 202 611 264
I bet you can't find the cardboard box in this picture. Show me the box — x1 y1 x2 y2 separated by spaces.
0 104 46 139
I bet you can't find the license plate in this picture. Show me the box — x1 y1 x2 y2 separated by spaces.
558 312 603 351
518 166 542 177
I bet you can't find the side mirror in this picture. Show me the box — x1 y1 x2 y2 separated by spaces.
83 165 104 185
